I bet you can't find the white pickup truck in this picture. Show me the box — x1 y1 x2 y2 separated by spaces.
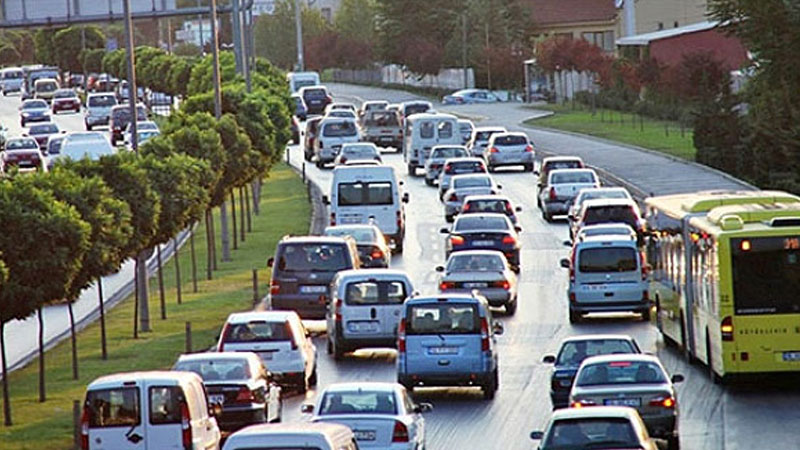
538 168 600 222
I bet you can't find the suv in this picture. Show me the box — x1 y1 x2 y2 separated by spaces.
267 236 361 319
216 311 318 393
314 118 360 168
326 269 414 359
300 86 333 115
84 93 118 130
397 293 504 399
468 126 507 158
109 103 148 145
572 198 644 244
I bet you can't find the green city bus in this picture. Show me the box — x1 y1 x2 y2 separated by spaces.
645 190 800 381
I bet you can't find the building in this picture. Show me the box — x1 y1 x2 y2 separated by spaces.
525 0 621 52
621 0 709 35
253 0 341 21
616 21 748 71
252 0 276 16
175 19 215 47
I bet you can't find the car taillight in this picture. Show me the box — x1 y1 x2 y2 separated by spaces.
397 319 406 352
270 280 280 295
396 210 402 229
649 395 676 408
481 318 490 351
340 156 347 163
489 147 499 153
524 144 534 152
640 251 648 280
285 321 298 350
549 187 557 201
326 95 333 103
330 212 336 226
392 420 409 442
181 401 192 450
79 404 90 450
502 235 516 245
462 203 471 212
444 163 453 173
721 316 734 341
448 193 459 202
235 386 256 403
491 280 510 290
217 323 230 351
569 249 576 282
450 236 465 246
440 281 456 290
570 399 596 408
642 290 649 301
335 298 343 322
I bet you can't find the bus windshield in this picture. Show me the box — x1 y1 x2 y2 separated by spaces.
732 236 800 315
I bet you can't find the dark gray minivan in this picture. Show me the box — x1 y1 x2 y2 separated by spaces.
267 236 360 319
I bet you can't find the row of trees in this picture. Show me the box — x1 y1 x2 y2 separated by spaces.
0 46 292 426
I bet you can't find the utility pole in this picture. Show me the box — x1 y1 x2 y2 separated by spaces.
240 1 250 90
461 13 468 89
210 0 230 262
294 0 304 71
232 0 243 72
485 22 491 91
197 0 204 52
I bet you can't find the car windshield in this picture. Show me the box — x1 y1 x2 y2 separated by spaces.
322 121 357 137
407 303 480 334
447 254 505 272
579 247 637 273
465 199 511 214
432 147 468 159
493 135 527 146
319 391 397 415
88 95 116 107
23 101 47 109
174 358 251 381
366 111 399 127
576 360 667 386
6 139 37 149
556 339 638 366
324 227 377 243
344 280 407 305
545 418 640 449
454 216 509 231
552 171 596 184
223 321 291 343
276 243 350 272
29 124 57 134
453 177 491 189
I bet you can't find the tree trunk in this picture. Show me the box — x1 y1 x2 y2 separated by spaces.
98 277 107 360
190 228 198 292
133 264 139 339
205 211 213 280
244 184 252 233
157 246 166 320
1 321 12 426
210 209 218 270
137 252 151 333
68 302 78 380
239 186 246 241
173 237 182 305
38 307 45 402
220 200 231 262
251 179 260 215
231 191 238 250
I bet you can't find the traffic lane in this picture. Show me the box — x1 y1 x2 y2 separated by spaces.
0 95 87 138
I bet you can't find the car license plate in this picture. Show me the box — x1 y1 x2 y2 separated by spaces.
354 430 376 441
463 282 488 288
348 321 378 333
603 398 641 407
258 351 274 360
783 351 800 361
208 394 225 405
380 136 393 141
430 346 458 355
300 285 327 294
583 285 607 291
340 216 361 224
473 240 495 246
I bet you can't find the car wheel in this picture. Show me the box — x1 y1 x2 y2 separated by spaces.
569 309 581 324
85 123 92 131
536 196 542 208
315 159 323 169
505 298 517 315
271 397 283 423
667 435 680 450
482 369 498 400
394 238 404 254
525 163 534 172
640 306 651 322
332 338 345 361
309 364 318 387
407 163 416 176
326 336 333 355
445 214 453 223
425 178 434 186
542 210 551 223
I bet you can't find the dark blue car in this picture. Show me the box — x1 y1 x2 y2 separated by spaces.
292 93 307 121
542 334 641 409
440 213 521 272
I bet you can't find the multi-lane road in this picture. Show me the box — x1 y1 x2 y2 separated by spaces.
2 86 798 449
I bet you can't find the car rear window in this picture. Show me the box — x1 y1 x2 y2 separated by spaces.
276 243 351 272
406 303 480 334
453 177 491 189
493 135 527 146
432 147 468 159
85 387 140 428
89 95 116 107
464 199 511 214
447 254 505 272
556 339 638 366
345 280 407 305
578 247 637 273
546 418 638 448
454 216 509 231
337 182 392 206
319 391 397 415
174 358 251 381
54 90 76 98
303 88 327 99
366 111 399 127
404 104 429 116
583 205 638 228
3 70 22 79
438 121 453 139
577 360 666 386
551 171 596 184
149 386 185 425
545 160 583 172
223 320 292 343
475 130 502 142
324 227 377 243
322 121 357 137
419 121 435 139
445 160 485 174
341 146 377 158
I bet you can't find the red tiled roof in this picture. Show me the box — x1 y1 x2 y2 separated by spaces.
525 0 618 26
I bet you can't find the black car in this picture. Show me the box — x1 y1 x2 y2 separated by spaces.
300 86 332 116
323 224 391 268
541 334 641 409
109 104 147 145
440 213 521 272
292 93 307 121
267 236 361 319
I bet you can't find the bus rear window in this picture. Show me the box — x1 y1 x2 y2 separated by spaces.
732 237 800 315
85 387 140 428
407 304 479 334
578 247 637 273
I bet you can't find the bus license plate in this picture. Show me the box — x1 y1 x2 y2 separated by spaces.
354 430 376 441
782 351 800 361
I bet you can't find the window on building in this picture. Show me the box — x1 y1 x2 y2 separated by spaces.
657 22 664 30
322 7 332 22
674 21 679 28
581 31 614 52
555 32 573 40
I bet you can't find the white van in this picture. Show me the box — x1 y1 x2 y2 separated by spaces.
404 113 460 176
324 165 409 252
222 423 358 450
80 371 221 450
314 117 360 168
1 67 24 95
287 71 321 93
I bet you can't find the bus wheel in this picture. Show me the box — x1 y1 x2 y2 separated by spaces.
706 332 720 385
680 313 693 363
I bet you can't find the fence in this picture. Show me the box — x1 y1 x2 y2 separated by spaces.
331 65 474 91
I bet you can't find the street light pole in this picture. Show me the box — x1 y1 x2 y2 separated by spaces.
294 0 304 71
461 13 468 89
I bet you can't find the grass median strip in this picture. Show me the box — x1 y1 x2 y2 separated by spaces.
523 104 696 161
0 164 310 450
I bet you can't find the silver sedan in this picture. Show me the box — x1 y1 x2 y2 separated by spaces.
436 250 518 315
424 145 469 186
442 173 501 222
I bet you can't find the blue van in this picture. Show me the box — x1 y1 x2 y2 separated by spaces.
396 293 504 400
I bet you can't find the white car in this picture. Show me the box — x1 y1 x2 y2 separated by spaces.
530 406 658 450
216 311 318 393
334 142 382 166
302 382 432 450
55 132 116 165
124 120 160 147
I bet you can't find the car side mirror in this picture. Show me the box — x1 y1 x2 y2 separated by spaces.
514 226 522 233
563 240 573 247
515 206 522 212
439 227 450 234
559 258 570 269
208 401 222 417
399 180 404 186
267 257 275 267
300 403 314 414
542 354 556 364
671 374 685 384
414 402 433 413
492 321 504 336
530 431 544 440
435 265 445 272
496 184 503 190
61 130 66 134
402 192 409 203
321 195 330 205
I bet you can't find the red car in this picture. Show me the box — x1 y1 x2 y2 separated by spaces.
52 89 81 114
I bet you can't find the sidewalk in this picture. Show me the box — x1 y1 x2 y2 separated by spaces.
329 82 753 196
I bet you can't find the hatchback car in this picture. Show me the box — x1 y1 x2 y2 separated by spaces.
303 382 431 450
530 406 658 450
573 198 645 244
334 142 382 166
267 235 361 319
424 145 469 186
217 310 318 393
26 122 60 149
539 168 600 222
485 132 535 172
542 334 642 409
324 224 391 268
300 86 333 115
397 293 504 399
56 131 116 164
442 173 502 222
437 250 518 314
19 99 50 127
109 103 148 145
438 157 488 199
173 352 282 431
442 213 522 271
569 354 684 450
459 194 522 225
223 423 357 450
326 269 414 359
51 88 81 113
84 92 118 130
568 187 633 236
1 146 46 174
468 126 507 158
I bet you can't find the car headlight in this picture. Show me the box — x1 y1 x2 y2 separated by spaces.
21 112 30 117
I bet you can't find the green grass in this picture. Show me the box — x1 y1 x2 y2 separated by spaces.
0 164 310 449
523 103 697 161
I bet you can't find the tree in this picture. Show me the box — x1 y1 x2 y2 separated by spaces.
53 27 106 73
0 30 34 63
168 58 195 97
81 48 106 74
187 51 238 96
0 180 89 422
253 0 331 70
33 28 62 66
0 45 20 66
174 42 202 57
335 0 377 43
